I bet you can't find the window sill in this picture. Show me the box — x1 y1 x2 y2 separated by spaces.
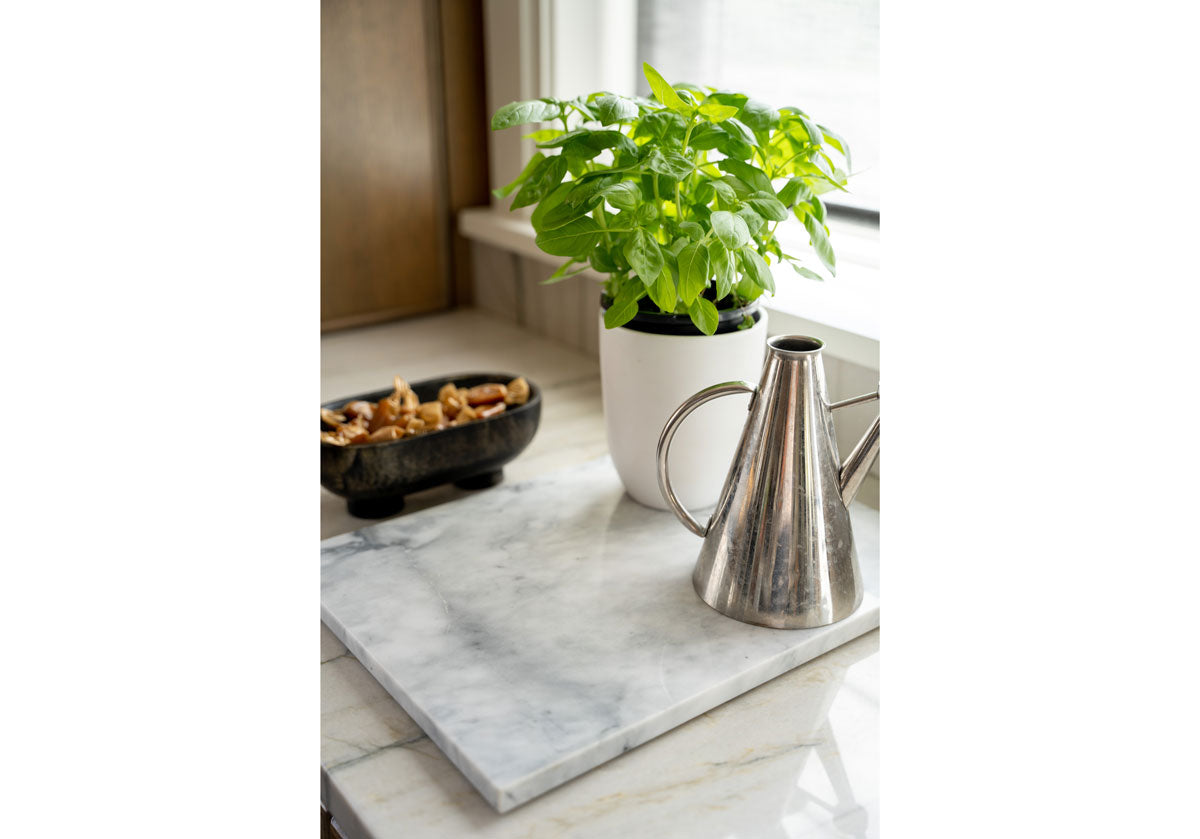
459 207 879 369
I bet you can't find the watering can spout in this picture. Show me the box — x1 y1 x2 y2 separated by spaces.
830 388 880 507
838 414 880 507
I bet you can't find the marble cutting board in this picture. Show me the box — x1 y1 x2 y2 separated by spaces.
321 456 880 813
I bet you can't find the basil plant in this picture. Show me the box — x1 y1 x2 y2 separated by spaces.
491 63 851 335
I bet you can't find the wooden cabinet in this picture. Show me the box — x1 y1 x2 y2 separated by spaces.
321 0 489 331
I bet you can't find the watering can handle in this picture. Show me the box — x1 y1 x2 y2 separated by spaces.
656 380 757 538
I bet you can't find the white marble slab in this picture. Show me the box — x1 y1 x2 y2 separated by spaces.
321 456 880 813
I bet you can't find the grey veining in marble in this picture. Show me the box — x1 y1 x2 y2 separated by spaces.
321 456 880 813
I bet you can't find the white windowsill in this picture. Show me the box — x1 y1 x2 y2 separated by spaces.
459 206 880 369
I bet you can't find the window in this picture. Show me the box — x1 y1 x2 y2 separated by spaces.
636 0 879 213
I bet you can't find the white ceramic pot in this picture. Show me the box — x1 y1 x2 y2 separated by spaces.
598 308 768 510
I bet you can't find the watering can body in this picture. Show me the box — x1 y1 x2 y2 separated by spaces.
657 336 880 629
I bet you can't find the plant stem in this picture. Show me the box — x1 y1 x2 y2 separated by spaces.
677 119 697 221
595 205 612 247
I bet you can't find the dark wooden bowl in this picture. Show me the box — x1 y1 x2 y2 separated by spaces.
321 373 542 518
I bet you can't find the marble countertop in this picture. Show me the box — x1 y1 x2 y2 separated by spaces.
321 309 880 838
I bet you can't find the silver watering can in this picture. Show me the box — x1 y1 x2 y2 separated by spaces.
656 335 880 629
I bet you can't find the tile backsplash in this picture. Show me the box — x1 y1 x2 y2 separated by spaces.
470 240 880 507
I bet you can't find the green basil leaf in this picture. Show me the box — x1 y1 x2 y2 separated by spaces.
710 179 738 208
736 275 765 302
739 248 775 294
647 148 695 180
688 122 725 150
576 160 643 182
604 294 640 329
809 172 850 195
601 181 641 211
819 124 852 170
722 117 756 146
512 155 568 210
535 129 586 148
693 180 715 204
535 216 601 257
590 245 617 274
610 209 637 229
623 228 665 286
678 220 705 240
643 62 692 114
542 258 589 284
716 134 755 160
563 152 589 177
633 110 687 145
492 151 545 199
699 102 739 122
491 99 560 130
803 213 837 276
800 156 849 193
604 278 645 328
687 297 719 336
706 91 748 111
739 98 780 132
793 113 824 147
523 128 564 143
708 240 734 300
777 176 814 208
635 202 659 225
718 159 772 194
528 182 569 231
592 94 640 124
736 206 765 236
647 266 678 313
720 175 753 199
808 193 826 224
677 242 710 305
790 263 825 281
562 130 638 160
537 174 619 230
569 97 596 121
811 148 836 179
710 210 750 249
747 192 788 222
